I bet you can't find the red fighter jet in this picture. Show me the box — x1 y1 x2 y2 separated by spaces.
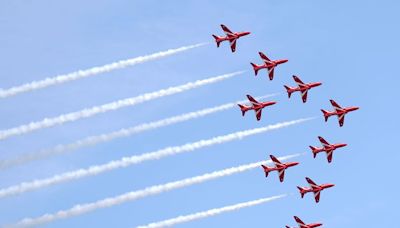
238 95 277 121
261 155 299 182
297 177 335 203
286 216 323 228
284 75 322 103
310 136 347 163
212 24 250 52
321 100 359 127
250 52 288 80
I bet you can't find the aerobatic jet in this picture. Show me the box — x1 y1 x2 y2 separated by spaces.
286 216 323 228
309 136 347 163
212 24 250 52
250 52 288 80
284 75 322 103
261 155 299 182
297 177 334 203
321 100 359 127
238 95 277 121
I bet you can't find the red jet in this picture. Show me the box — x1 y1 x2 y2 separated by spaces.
297 177 335 203
212 24 250 52
286 216 323 228
321 100 359 127
284 75 322 103
261 155 299 182
238 95 277 121
310 136 347 163
250 52 288 80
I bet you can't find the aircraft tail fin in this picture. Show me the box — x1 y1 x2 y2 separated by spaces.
250 62 260 76
309 146 318 158
284 85 293 98
212 34 222 47
297 186 306 198
261 165 270 178
238 104 247 116
321 109 330 122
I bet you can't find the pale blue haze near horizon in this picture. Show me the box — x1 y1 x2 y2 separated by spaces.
0 1 398 227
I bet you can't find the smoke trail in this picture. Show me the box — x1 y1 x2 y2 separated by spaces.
138 194 286 228
0 94 278 169
0 43 208 99
0 118 312 199
0 71 243 140
10 154 299 227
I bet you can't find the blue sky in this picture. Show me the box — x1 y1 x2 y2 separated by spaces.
0 0 398 227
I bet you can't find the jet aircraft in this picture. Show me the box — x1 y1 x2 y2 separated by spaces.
286 216 323 228
212 24 250 52
238 95 276 121
297 177 334 203
321 100 359 127
261 155 299 182
284 75 322 103
250 52 288 80
309 136 347 163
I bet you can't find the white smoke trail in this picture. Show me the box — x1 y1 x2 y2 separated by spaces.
10 154 299 227
137 194 286 228
0 94 278 169
0 71 243 140
0 43 208 99
0 118 312 199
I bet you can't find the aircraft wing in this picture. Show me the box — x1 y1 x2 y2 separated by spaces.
246 94 260 106
259 52 271 63
338 114 345 127
221 24 233 35
268 67 275 80
294 216 306 226
229 39 237 52
318 136 330 147
327 151 333 163
255 108 262 121
293 75 305 85
301 90 308 103
270 155 282 166
306 177 319 189
314 190 321 203
330 99 343 111
278 169 285 182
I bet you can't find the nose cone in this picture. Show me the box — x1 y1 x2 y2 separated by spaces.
336 143 347 148
326 184 335 188
243 31 251 36
315 82 322 86
282 59 288 63
290 162 300 167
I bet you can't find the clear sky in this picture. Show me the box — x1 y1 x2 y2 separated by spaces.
0 0 398 227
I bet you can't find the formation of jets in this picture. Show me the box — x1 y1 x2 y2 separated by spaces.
213 24 360 226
